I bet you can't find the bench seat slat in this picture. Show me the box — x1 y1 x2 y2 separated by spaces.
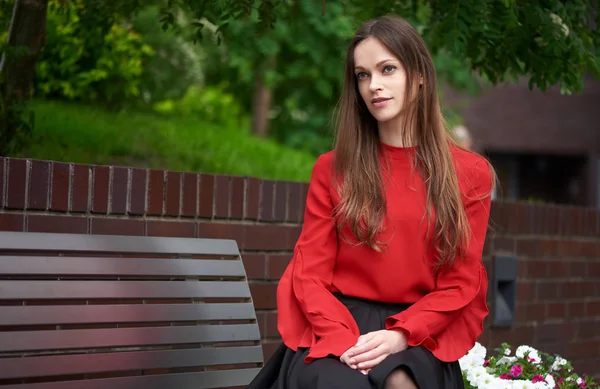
0 324 261 353
0 232 240 256
0 257 246 277
0 303 257 326
0 368 262 389
0 346 264 380
0 280 251 299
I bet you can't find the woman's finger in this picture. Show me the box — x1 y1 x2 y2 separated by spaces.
350 344 386 364
356 352 388 370
348 336 382 357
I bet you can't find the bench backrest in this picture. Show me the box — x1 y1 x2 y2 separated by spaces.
0 231 263 389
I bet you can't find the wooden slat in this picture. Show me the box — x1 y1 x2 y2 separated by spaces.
0 368 262 389
0 303 257 326
0 346 264 379
0 324 261 353
0 232 240 256
0 256 246 277
0 280 251 300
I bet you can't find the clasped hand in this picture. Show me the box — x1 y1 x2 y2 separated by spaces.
340 329 408 375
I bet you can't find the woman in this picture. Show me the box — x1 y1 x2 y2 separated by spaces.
248 15 495 389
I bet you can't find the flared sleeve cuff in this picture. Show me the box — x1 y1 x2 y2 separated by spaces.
305 328 358 363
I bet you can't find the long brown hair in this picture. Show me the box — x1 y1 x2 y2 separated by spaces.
332 15 492 271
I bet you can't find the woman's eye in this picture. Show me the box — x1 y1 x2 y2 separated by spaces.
356 72 368 79
383 65 396 73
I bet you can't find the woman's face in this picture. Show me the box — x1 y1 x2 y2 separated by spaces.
353 36 409 125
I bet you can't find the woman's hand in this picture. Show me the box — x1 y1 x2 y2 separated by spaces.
340 329 408 374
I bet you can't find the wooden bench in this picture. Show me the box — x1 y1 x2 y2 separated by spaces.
0 231 263 388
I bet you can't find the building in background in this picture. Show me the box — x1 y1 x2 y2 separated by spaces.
444 73 599 208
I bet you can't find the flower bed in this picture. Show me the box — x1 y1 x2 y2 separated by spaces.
459 342 598 389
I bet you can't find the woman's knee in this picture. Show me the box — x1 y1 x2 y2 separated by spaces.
384 368 418 389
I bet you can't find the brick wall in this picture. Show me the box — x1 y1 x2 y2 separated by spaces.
0 156 598 379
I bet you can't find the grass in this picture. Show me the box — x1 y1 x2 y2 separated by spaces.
13 100 318 182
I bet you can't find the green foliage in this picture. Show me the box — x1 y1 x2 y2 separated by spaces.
159 0 599 95
130 5 205 104
153 84 249 130
34 0 154 108
15 99 315 182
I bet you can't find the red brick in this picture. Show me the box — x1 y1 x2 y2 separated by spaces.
6 158 27 209
540 239 562 257
274 182 287 222
261 341 282 362
577 321 598 339
146 220 195 238
268 254 292 280
536 323 576 343
0 213 24 231
242 253 267 280
147 170 164 216
28 160 50 210
517 302 545 321
129 168 147 215
91 166 110 214
91 218 145 236
71 164 90 212
244 225 295 251
111 167 128 214
256 311 267 338
489 202 509 233
264 311 279 338
546 302 566 318
214 175 230 219
567 340 600 359
525 260 547 278
546 261 569 278
517 282 535 301
580 241 597 258
250 283 277 309
181 173 198 217
0 157 5 206
230 177 245 220
589 262 600 277
516 239 540 257
286 182 304 223
196 221 245 244
259 180 275 221
50 162 70 212
536 282 561 300
586 300 600 316
245 177 260 220
570 261 588 277
28 214 88 234
563 240 584 258
560 282 584 299
493 237 515 252
199 174 214 218
568 302 586 317
165 171 181 216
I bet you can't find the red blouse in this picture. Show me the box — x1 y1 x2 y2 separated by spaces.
276 143 493 364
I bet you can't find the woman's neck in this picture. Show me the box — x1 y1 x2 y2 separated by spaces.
378 116 416 148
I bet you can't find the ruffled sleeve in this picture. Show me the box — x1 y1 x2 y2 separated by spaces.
384 160 493 362
276 153 360 363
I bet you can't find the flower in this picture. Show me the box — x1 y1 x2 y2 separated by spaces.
511 365 524 378
459 343 598 389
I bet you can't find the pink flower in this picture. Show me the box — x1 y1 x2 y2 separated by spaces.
510 365 523 377
532 375 545 383
483 360 490 367
500 373 512 380
578 381 587 388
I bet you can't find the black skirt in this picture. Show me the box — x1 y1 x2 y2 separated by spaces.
247 293 465 389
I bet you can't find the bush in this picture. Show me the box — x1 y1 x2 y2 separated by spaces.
34 0 154 109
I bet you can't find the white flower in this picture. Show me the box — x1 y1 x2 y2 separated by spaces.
516 345 541 364
505 348 512 355
577 377 584 385
552 357 568 371
545 374 556 388
512 380 536 389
